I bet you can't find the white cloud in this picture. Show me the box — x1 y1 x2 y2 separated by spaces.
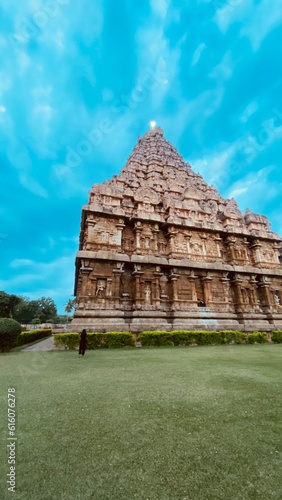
213 0 252 34
190 141 239 187
209 51 235 83
225 165 278 208
166 87 225 143
150 0 170 18
60 236 79 243
241 2 282 51
227 187 247 198
1 256 76 312
33 103 53 120
214 0 282 50
0 74 12 96
134 12 184 110
191 43 206 66
0 106 6 112
240 101 258 123
19 174 49 198
10 259 33 268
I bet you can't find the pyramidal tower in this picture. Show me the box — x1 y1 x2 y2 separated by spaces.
72 126 282 332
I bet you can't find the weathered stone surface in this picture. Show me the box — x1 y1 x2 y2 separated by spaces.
72 126 282 332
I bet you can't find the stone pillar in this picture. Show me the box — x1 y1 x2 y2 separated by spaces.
273 244 280 264
188 270 198 306
132 265 144 308
200 235 207 256
230 274 244 313
214 234 222 258
152 224 160 252
169 268 180 308
112 264 125 307
115 219 125 246
220 272 231 306
225 236 236 263
249 275 260 309
80 266 92 297
242 237 249 262
258 277 272 312
134 221 142 253
159 274 168 301
153 266 162 307
85 220 96 249
106 278 112 298
202 273 213 307
250 240 262 266
167 226 177 255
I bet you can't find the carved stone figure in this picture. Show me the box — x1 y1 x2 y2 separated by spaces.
145 285 151 303
96 280 105 297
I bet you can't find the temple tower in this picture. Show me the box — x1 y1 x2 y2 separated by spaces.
72 126 282 331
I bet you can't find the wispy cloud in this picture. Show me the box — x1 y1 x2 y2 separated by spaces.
226 166 278 212
240 2 282 51
191 43 206 66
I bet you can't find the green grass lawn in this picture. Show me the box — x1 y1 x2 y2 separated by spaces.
0 345 281 500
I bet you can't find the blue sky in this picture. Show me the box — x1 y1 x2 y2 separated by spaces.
0 0 281 314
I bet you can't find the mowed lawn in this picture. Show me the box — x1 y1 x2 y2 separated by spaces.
0 345 282 500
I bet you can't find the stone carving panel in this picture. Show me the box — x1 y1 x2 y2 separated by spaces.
85 218 123 250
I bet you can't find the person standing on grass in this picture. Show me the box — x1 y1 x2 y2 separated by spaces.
79 329 87 357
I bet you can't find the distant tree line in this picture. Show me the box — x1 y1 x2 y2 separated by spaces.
0 291 73 324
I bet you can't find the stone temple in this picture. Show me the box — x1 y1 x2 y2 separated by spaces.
72 126 282 332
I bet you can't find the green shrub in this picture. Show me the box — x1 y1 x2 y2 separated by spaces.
138 330 247 347
0 318 22 352
53 333 79 350
271 330 282 343
106 332 134 348
138 331 175 347
218 330 247 344
31 318 41 325
53 332 135 350
17 329 52 346
247 332 267 344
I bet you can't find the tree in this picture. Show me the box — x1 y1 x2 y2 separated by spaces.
31 318 41 325
13 297 57 324
13 298 39 323
53 315 72 324
36 297 57 323
0 291 21 318
65 298 76 314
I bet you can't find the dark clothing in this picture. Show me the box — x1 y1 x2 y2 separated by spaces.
79 330 87 356
79 345 86 356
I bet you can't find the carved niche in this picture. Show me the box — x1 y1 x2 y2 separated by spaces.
186 233 206 260
135 188 160 213
85 217 123 250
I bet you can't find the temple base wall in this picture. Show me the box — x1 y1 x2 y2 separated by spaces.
71 310 277 332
